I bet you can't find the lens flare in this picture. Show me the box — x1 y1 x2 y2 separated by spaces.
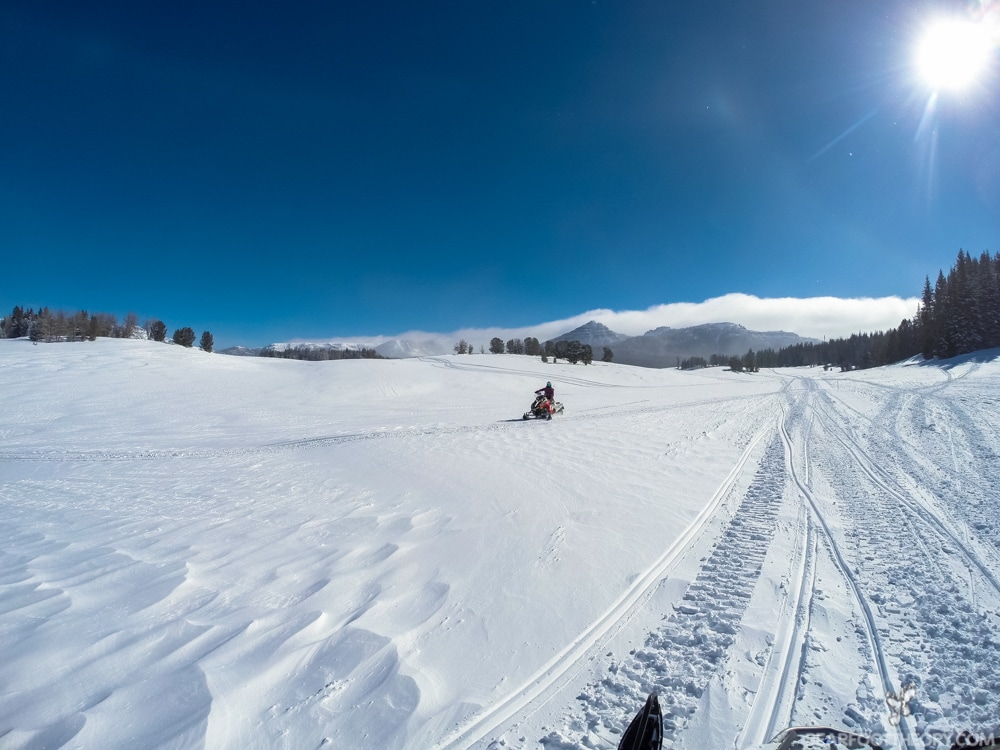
915 17 993 91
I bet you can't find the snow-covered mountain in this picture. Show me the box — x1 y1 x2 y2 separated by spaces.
3 338 999 749
374 337 452 358
551 320 631 349
218 345 260 356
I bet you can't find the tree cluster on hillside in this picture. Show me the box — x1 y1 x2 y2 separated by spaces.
680 354 734 370
1 306 139 342
544 339 593 364
478 336 607 364
1 305 213 351
259 346 383 361
504 337 542 355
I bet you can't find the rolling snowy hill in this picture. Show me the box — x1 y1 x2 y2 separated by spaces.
2 339 999 749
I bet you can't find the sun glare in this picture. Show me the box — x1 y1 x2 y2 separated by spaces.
915 18 993 91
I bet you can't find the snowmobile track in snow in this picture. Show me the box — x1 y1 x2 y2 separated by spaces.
799 376 1000 744
814 392 1000 597
431 424 772 750
774 389 907 748
564 427 790 748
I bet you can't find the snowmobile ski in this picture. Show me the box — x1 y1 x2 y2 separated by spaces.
618 693 662 750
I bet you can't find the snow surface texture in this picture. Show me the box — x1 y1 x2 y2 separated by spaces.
1 340 998 750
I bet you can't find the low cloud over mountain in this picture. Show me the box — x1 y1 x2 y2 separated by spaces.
256 294 915 364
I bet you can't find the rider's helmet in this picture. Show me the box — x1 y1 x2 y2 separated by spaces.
547 382 552 387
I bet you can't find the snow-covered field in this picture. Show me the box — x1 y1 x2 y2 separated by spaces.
2 339 999 750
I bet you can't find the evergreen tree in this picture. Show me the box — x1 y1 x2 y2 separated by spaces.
149 319 167 342
200 330 214 352
919 276 935 359
173 327 196 347
562 340 585 364
933 270 950 357
489 337 505 354
680 357 708 369
602 346 614 363
949 250 981 354
978 251 1000 348
1 306 22 337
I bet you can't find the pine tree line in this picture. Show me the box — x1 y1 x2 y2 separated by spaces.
1 306 139 342
259 346 383 361
680 354 734 370
752 319 922 370
1 306 214 351
741 249 998 370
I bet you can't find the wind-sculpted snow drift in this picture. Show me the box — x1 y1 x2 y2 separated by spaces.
1 339 999 749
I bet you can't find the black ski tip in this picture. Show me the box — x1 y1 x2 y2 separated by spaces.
617 693 663 750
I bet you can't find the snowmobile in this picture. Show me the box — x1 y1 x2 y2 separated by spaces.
617 694 999 750
523 393 564 420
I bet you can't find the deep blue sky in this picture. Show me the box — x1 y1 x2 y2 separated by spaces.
2 1 998 347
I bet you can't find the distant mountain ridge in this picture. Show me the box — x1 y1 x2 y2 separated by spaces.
554 320 817 368
240 320 818 368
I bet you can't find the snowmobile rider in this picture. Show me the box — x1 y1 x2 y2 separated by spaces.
535 382 555 413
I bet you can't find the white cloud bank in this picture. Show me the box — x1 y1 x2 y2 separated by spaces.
553 293 921 341
312 294 920 352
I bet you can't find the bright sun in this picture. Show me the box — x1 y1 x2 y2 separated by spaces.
915 18 993 91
